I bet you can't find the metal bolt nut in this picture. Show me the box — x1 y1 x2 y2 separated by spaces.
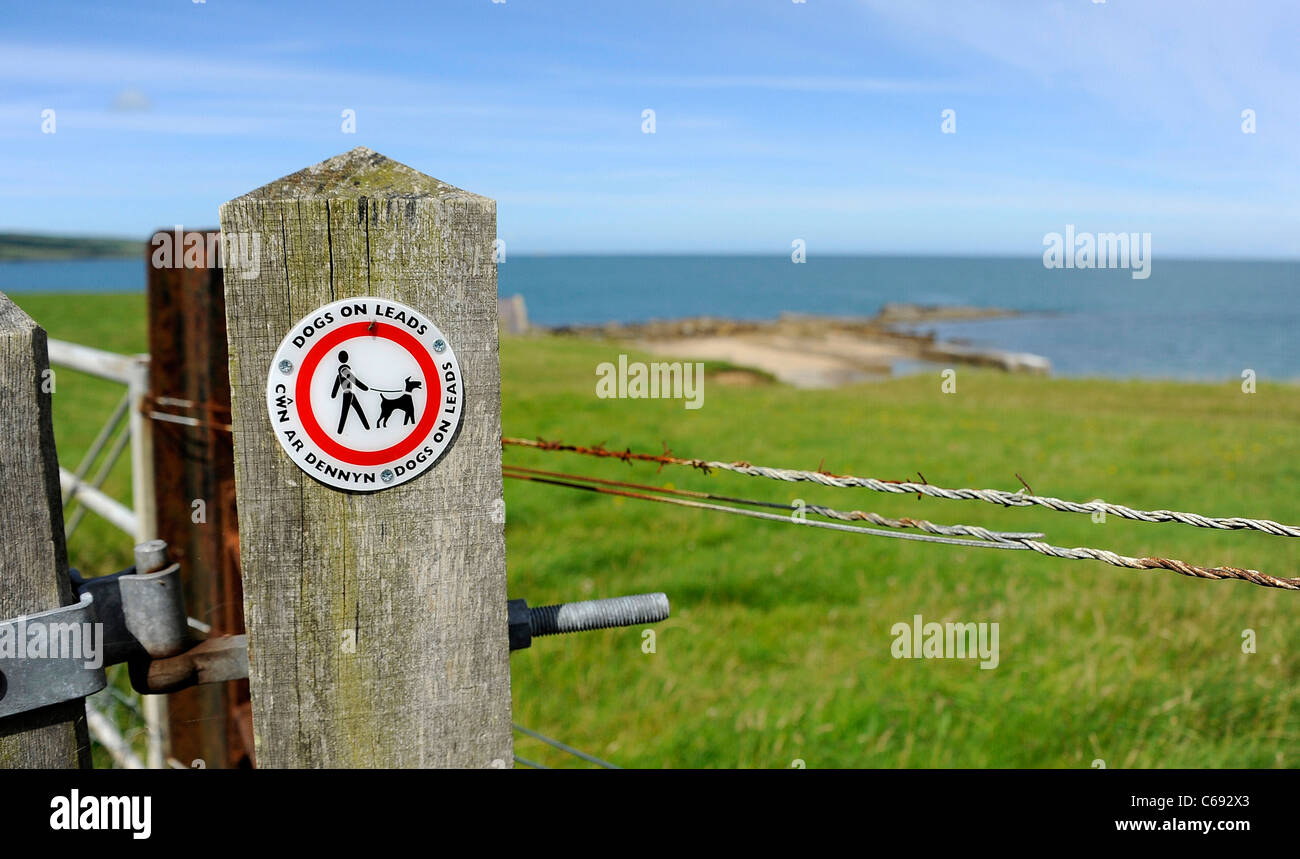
506 599 532 652
278 359 293 374
433 339 446 353
380 469 395 483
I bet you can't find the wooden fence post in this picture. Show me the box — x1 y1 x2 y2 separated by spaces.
219 148 512 767
146 228 250 769
0 292 92 768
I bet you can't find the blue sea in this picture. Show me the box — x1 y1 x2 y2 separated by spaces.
2 255 1296 381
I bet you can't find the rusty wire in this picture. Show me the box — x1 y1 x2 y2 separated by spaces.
503 437 1300 538
503 437 1300 591
503 464 1045 543
503 468 1037 550
143 394 233 433
1014 541 1300 590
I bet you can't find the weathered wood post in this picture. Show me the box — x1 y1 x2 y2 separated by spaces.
219 148 512 767
0 292 92 768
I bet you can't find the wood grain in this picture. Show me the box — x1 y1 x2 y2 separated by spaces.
219 148 511 767
0 291 90 768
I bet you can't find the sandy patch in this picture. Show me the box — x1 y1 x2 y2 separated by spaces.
637 332 903 389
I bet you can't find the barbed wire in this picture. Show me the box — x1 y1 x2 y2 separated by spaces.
1015 541 1299 590
504 468 1038 550
504 464 1045 543
503 439 1300 591
503 437 1300 539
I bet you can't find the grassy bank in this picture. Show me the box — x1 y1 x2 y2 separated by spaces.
11 292 1300 768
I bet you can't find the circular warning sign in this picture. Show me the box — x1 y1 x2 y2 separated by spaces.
265 298 463 491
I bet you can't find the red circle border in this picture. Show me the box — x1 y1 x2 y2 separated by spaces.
294 321 443 467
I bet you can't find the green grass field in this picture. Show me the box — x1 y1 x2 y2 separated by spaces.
12 292 1300 768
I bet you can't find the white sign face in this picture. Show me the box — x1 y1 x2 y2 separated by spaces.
265 298 463 492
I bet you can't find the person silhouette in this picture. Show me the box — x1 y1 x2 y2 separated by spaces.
331 350 370 433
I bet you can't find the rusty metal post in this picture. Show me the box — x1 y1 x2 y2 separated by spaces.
145 228 250 768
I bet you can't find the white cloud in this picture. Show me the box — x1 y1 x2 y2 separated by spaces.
630 74 962 93
110 89 151 112
858 0 1300 125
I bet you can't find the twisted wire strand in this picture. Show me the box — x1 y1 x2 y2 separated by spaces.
504 468 1037 550
503 437 1300 539
1016 541 1300 591
800 502 1036 543
504 445 1300 591
503 464 1045 543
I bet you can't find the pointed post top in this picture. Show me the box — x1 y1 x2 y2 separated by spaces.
230 146 488 204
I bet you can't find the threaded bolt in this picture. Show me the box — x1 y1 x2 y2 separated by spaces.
529 592 669 638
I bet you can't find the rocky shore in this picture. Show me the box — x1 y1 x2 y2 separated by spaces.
546 304 1050 388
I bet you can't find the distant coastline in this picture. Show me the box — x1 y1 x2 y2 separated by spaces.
2 254 1296 381
0 232 139 262
554 306 1049 387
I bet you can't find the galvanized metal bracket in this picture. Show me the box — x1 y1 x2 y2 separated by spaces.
119 563 189 659
0 592 108 719
68 562 189 666
1 541 195 719
2 537 675 718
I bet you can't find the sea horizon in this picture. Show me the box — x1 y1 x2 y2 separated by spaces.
4 254 1297 382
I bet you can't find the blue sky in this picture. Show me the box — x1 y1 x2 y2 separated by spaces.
2 0 1296 256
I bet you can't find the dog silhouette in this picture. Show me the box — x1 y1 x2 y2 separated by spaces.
377 377 422 427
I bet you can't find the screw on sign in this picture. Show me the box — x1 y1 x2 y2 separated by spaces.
265 298 463 491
